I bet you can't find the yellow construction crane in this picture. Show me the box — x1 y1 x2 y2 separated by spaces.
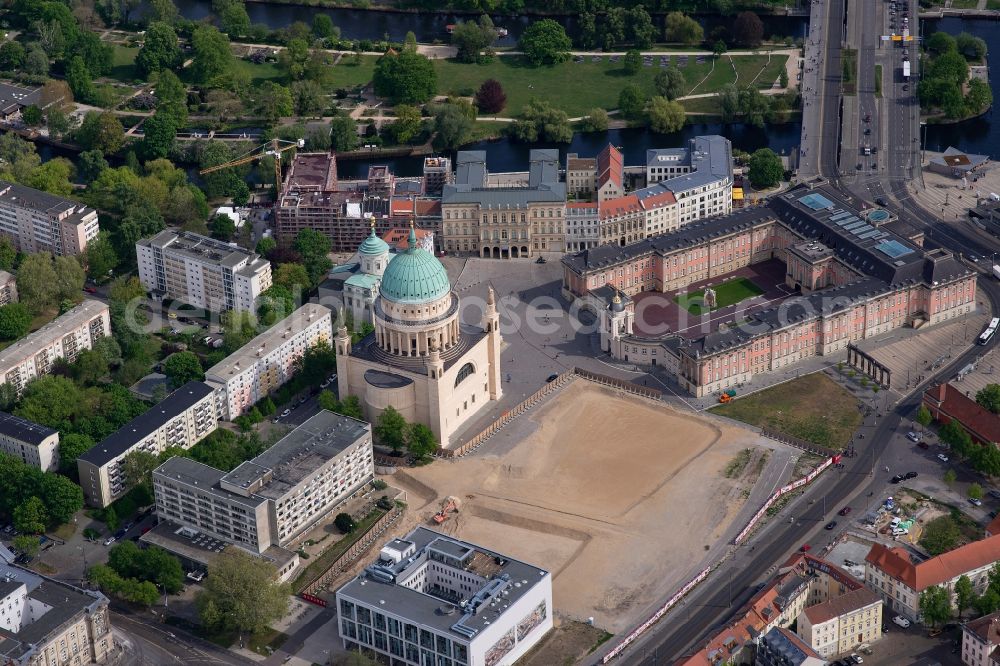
198 137 305 191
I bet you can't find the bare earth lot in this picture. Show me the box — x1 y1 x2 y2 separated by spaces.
391 380 766 632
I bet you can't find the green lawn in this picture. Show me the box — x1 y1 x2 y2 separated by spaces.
231 59 284 85
109 46 140 83
433 53 787 117
327 54 378 90
680 96 723 115
950 0 979 7
710 373 862 449
988 0 1000 9
675 277 764 315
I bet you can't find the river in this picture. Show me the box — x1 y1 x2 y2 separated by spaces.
922 17 999 159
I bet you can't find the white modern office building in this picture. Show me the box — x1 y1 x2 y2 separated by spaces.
204 303 332 420
0 181 100 257
0 300 110 395
150 411 374 581
336 527 552 666
136 230 272 313
77 381 218 508
0 412 59 472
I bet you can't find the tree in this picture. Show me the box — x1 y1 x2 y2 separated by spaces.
149 0 179 24
312 14 335 39
955 574 975 619
334 512 356 533
581 108 609 133
373 51 437 104
654 66 686 101
919 585 953 628
39 473 83 525
0 238 13 271
732 11 764 48
191 25 235 84
65 56 95 104
12 534 39 558
21 105 42 127
78 150 109 185
291 80 325 118
713 40 728 56
25 158 73 197
197 549 290 636
927 31 957 56
85 231 119 281
944 468 958 486
920 515 961 555
13 497 47 534
388 104 423 145
163 351 204 389
929 50 970 85
0 41 25 70
665 12 704 46
970 483 984 500
627 6 657 49
618 84 646 120
916 405 932 428
253 81 293 123
330 113 359 152
966 78 993 116
77 112 125 155
940 419 976 459
122 450 159 492
622 49 642 76
0 303 32 341
54 256 86 303
508 98 571 143
24 44 49 76
338 395 364 420
256 237 276 258
748 148 784 189
519 19 571 66
274 263 311 291
218 0 250 37
647 96 686 134
475 79 507 115
294 228 332 285
375 406 407 452
956 32 987 61
59 433 95 476
139 112 177 161
136 22 181 77
407 423 438 460
432 103 473 151
452 18 496 63
16 253 58 313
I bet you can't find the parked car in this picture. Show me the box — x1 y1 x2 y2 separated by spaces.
320 379 330 388
202 336 213 345
904 471 918 479
84 286 98 294
113 529 127 540
824 521 837 530
988 489 1000 500
890 475 902 484
281 409 291 418
141 526 152 535
906 431 921 443
103 536 116 546
892 615 911 627
800 544 811 552
938 453 950 462
839 506 852 516
970 498 983 507
851 654 864 664
546 374 559 383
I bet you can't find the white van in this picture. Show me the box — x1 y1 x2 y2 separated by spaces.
890 517 901 528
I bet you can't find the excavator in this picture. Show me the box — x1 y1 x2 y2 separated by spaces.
432 496 460 524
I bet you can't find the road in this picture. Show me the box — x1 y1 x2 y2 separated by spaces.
112 610 251 666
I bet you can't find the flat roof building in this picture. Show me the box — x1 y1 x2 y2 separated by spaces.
77 381 218 508
336 527 552 666
152 410 373 581
0 412 59 472
0 300 110 395
0 561 113 666
136 230 272 313
0 181 100 256
204 303 332 420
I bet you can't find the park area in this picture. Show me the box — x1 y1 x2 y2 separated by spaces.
388 380 769 633
433 52 789 117
711 372 862 449
675 277 764 315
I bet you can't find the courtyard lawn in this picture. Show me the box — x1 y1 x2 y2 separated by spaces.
109 46 140 83
433 53 787 117
675 277 764 315
710 373 862 449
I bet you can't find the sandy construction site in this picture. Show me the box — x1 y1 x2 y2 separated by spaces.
390 380 773 632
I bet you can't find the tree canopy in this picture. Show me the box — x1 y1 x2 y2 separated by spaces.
519 19 572 66
748 148 784 189
372 51 437 105
197 548 290 636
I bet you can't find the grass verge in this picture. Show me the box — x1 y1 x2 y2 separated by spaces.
842 48 857 95
724 448 753 478
710 373 862 449
291 507 387 593
675 277 764 315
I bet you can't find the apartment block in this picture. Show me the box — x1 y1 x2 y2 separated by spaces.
0 412 59 472
865 534 1000 622
0 181 100 256
0 300 110 395
77 381 218 509
0 270 17 305
798 587 881 658
204 303 332 421
336 527 552 666
151 411 374 581
962 611 1000 666
423 157 452 195
441 149 567 258
0 550 114 666
136 230 272 313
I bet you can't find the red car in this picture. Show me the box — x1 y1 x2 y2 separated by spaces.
800 544 811 552
839 506 852 516
140 526 152 535
83 286 97 294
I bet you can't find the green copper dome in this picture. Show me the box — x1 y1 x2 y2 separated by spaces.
358 225 390 256
379 227 451 304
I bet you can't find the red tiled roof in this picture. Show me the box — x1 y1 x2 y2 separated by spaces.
389 198 441 217
599 194 640 220
639 190 677 210
923 383 1000 444
866 534 1000 591
565 201 597 209
597 144 623 190
987 514 1000 537
381 227 433 250
966 611 1000 645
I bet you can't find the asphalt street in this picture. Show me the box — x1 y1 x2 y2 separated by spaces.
112 610 251 666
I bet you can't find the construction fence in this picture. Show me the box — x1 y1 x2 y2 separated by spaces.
601 455 834 663
300 506 403 597
572 367 662 399
760 427 839 458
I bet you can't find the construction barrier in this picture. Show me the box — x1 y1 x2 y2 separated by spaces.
300 506 403 596
601 455 834 662
572 367 662 399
